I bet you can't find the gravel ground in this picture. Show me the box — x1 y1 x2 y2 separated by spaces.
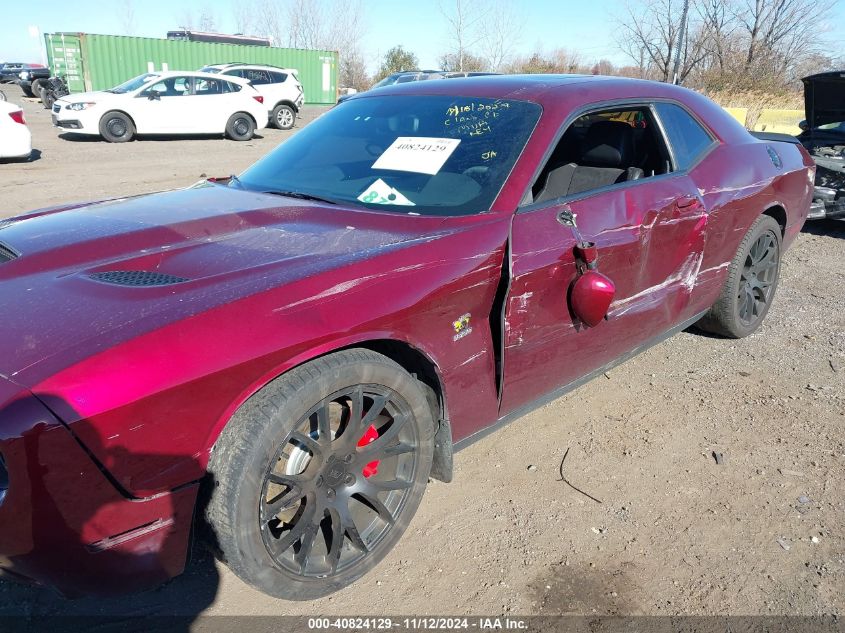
1 88 843 619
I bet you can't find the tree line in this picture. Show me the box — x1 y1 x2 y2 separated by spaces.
172 0 841 94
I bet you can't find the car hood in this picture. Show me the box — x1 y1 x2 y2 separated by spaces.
0 184 451 382
803 71 845 130
56 90 122 105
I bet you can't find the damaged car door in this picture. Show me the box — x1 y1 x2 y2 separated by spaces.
500 103 709 414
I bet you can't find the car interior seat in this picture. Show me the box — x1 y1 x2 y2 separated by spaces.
535 120 645 203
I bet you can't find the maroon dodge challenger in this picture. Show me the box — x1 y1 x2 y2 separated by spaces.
0 75 813 599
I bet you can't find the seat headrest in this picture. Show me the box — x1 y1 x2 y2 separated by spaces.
581 121 635 168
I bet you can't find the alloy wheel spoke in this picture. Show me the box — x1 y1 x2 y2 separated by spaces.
361 394 389 428
289 430 323 457
381 442 415 458
366 477 413 492
316 404 332 447
294 522 320 574
358 412 411 458
338 496 369 553
355 489 396 526
263 484 305 520
325 507 344 574
268 496 318 557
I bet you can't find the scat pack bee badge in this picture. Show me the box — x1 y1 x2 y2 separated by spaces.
452 313 472 341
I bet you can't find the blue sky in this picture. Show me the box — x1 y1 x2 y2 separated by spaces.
2 0 844 71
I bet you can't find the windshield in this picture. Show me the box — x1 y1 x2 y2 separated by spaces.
236 95 541 216
109 73 159 94
371 74 403 89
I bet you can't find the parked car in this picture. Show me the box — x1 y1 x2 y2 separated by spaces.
0 75 812 600
200 63 304 129
0 63 45 84
51 71 269 142
796 70 845 219
337 70 448 103
0 101 32 159
18 66 51 99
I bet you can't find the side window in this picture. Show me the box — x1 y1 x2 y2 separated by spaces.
194 78 224 95
142 76 191 97
270 71 288 83
245 69 272 84
222 81 242 93
223 69 245 79
654 102 714 170
528 107 672 205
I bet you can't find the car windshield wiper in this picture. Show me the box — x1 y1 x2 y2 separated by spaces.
260 190 338 205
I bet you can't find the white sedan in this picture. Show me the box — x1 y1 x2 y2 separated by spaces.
0 101 32 159
51 71 269 142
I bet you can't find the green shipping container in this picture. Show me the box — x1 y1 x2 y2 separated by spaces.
44 32 338 105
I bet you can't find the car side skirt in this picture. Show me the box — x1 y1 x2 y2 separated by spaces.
453 310 708 452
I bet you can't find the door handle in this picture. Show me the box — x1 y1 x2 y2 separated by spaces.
675 195 699 209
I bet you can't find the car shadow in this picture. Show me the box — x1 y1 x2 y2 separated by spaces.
802 218 845 239
0 149 41 164
0 393 221 630
58 133 266 143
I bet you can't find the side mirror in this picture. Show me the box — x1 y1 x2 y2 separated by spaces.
798 119 809 132
148 90 161 101
570 270 616 327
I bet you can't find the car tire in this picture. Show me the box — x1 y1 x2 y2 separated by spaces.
30 79 45 101
20 83 35 98
99 111 135 143
272 104 296 130
42 91 54 110
226 113 256 141
697 214 781 338
204 348 435 600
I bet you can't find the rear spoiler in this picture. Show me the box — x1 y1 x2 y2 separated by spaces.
749 131 801 145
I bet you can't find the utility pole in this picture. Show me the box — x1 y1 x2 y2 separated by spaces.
672 0 690 84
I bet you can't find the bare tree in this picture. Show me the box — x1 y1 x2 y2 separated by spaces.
616 0 709 83
120 0 137 35
232 0 256 35
733 0 835 77
478 0 524 71
439 0 488 72
198 5 217 32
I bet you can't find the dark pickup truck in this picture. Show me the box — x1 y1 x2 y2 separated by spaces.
18 67 51 98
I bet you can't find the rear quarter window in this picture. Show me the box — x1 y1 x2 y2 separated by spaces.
655 102 715 170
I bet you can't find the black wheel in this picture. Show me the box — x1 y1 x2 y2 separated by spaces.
30 79 45 101
697 214 781 338
42 90 54 110
272 104 296 130
20 83 35 98
226 112 256 141
204 349 435 600
98 111 135 143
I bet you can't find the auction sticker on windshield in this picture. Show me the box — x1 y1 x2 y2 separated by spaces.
372 137 461 175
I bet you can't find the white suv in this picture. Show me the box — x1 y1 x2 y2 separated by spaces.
201 64 304 130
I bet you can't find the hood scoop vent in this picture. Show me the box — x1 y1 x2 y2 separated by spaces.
0 242 19 264
89 270 189 287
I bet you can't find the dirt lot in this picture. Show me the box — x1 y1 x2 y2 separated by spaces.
0 89 843 619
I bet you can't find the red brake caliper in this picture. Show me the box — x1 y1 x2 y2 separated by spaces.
357 425 380 478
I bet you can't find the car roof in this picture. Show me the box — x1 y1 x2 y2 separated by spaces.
147 70 252 84
355 73 699 103
347 73 750 146
208 63 296 72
